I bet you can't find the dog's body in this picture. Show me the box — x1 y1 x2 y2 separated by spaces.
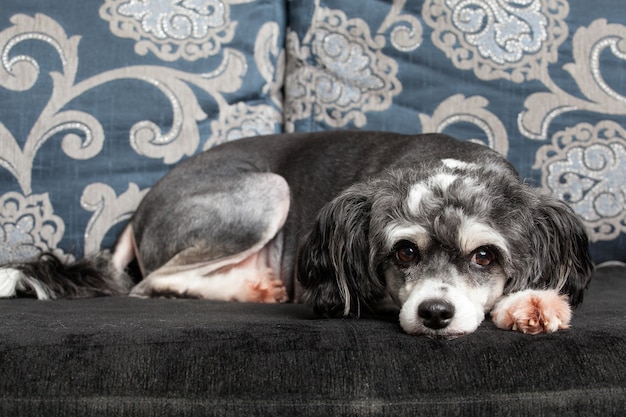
0 132 594 338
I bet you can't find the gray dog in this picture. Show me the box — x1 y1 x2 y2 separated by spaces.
0 131 593 339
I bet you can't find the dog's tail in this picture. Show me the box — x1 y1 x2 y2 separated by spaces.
0 252 134 300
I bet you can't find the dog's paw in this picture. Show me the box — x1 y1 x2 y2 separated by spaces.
491 289 572 334
247 273 288 303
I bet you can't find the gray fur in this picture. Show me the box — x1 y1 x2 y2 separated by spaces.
0 131 593 338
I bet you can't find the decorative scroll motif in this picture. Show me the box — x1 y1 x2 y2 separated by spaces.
535 121 626 242
519 19 626 140
0 12 282 260
0 14 247 193
100 0 255 61
423 0 568 82
285 0 421 130
205 21 284 148
0 192 69 263
255 21 285 109
418 94 509 156
81 183 149 255
205 102 281 149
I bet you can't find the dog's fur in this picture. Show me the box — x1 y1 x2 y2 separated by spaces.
0 132 594 338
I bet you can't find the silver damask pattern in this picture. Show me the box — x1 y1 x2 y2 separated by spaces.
100 0 255 61
418 94 509 156
519 19 626 140
423 0 568 82
535 121 626 241
0 11 283 260
0 192 68 263
285 0 420 129
206 102 282 150
81 183 148 255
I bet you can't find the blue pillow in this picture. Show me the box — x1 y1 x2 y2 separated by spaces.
0 0 285 262
285 0 626 263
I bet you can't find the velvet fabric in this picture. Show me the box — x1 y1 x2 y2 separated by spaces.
1 265 624 416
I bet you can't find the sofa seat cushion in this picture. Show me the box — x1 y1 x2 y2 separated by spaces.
1 265 625 416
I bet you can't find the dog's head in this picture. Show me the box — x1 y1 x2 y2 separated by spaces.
297 158 594 338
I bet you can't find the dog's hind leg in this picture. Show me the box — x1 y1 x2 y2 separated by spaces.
129 172 291 302
112 225 138 272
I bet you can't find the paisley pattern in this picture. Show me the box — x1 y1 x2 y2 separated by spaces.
285 0 626 261
422 0 568 82
1 0 625 263
284 0 419 130
0 2 283 259
418 94 509 156
0 192 68 263
535 122 626 241
100 0 255 61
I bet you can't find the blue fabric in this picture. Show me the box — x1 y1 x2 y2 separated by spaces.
0 0 285 261
285 0 626 263
1 0 625 263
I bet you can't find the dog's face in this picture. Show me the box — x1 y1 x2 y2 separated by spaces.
298 158 593 338
373 160 514 338
384 236 507 338
381 196 509 338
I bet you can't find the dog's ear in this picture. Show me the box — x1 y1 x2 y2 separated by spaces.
297 184 385 318
526 195 594 306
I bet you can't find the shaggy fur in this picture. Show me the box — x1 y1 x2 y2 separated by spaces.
0 131 594 338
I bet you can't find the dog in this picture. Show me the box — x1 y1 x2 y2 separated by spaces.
0 131 594 339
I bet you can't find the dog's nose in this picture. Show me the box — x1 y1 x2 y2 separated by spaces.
418 299 455 329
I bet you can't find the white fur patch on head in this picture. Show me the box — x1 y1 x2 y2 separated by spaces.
430 173 458 192
458 217 509 257
407 173 459 217
407 182 432 216
441 158 480 170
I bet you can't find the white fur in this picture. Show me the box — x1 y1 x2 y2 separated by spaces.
398 270 505 338
131 238 285 300
384 223 430 251
407 172 460 217
491 289 569 333
457 217 510 257
407 183 433 216
0 267 21 298
441 158 480 170
0 267 50 299
132 261 278 302
112 225 137 272
429 173 458 191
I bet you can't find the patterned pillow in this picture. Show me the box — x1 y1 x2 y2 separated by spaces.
0 0 285 262
285 0 626 263
2 0 625 265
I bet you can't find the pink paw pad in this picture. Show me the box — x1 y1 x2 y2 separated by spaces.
246 272 288 303
491 290 572 334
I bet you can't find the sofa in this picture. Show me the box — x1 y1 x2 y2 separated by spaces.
1 1 625 415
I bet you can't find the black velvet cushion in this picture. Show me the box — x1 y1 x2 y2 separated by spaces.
1 265 625 416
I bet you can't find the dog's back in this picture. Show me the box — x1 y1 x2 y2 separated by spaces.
0 131 516 302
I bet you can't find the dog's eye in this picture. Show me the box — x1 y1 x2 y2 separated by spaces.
471 246 496 267
394 240 419 264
